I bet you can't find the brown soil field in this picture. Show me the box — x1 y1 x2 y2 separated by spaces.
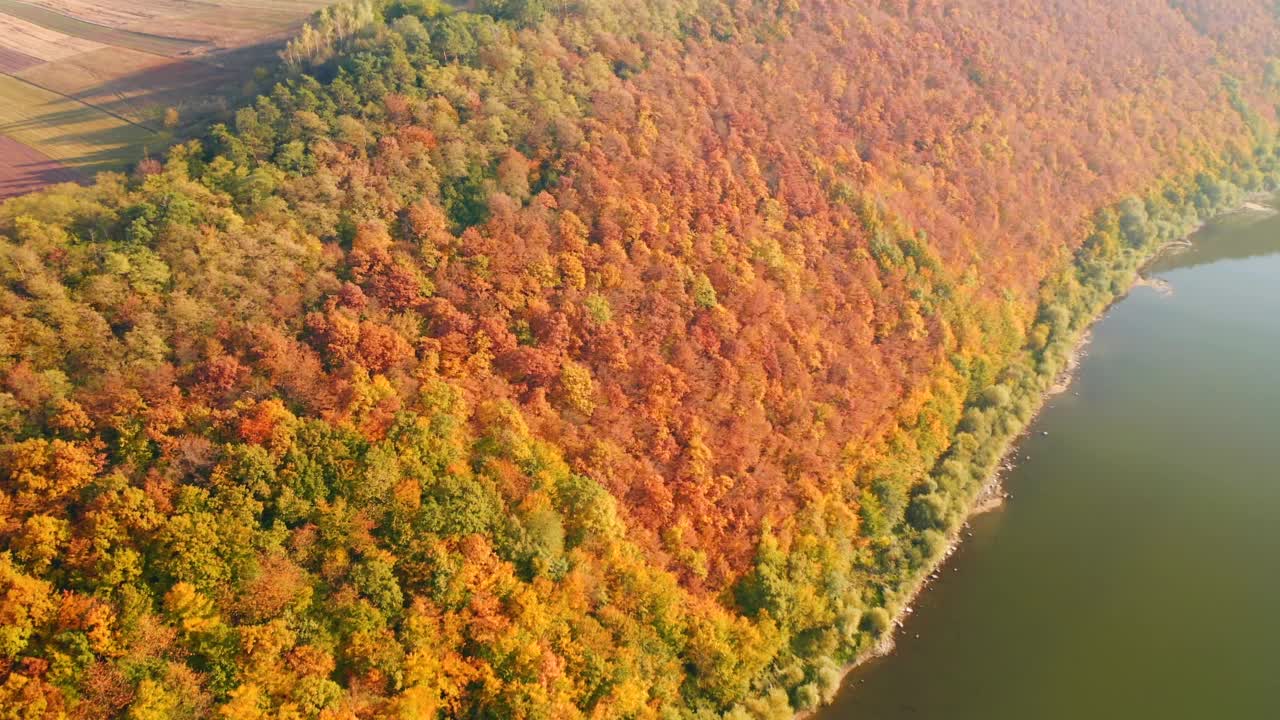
14 45 174 125
24 0 215 32
0 0 205 56
134 1 331 47
0 45 41 73
18 0 329 46
140 10 313 46
0 134 82 198
0 11 102 61
17 41 284 128
16 45 170 95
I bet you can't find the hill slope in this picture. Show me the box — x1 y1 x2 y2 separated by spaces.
1 0 1279 717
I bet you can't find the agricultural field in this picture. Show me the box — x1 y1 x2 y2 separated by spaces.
0 0 206 56
14 0 334 47
0 134 79 196
0 0 330 199
0 74 157 168
0 12 104 62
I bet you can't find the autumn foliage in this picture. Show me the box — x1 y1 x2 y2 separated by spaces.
1 0 1279 717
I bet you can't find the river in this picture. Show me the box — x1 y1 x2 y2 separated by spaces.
818 202 1280 719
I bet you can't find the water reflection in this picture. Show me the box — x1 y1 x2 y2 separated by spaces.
817 201 1280 720
1147 199 1280 274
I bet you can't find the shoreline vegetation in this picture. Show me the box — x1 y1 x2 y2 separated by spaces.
802 165 1280 717
6 1 1280 717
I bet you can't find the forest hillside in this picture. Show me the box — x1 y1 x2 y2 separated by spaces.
2 0 1279 717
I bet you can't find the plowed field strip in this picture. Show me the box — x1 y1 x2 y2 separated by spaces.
0 0 206 56
0 46 41 73
0 134 81 198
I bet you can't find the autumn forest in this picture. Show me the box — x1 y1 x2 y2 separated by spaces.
2 0 1280 718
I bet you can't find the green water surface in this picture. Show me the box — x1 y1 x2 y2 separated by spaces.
819 204 1280 719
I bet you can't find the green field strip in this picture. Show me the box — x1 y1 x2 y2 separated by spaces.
0 73 159 172
3 67 159 132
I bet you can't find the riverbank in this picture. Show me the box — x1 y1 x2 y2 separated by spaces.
803 187 1280 719
810 183 1280 720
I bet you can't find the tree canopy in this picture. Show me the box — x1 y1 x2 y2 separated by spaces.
2 0 1280 717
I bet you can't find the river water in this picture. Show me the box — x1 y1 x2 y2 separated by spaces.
818 203 1280 719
